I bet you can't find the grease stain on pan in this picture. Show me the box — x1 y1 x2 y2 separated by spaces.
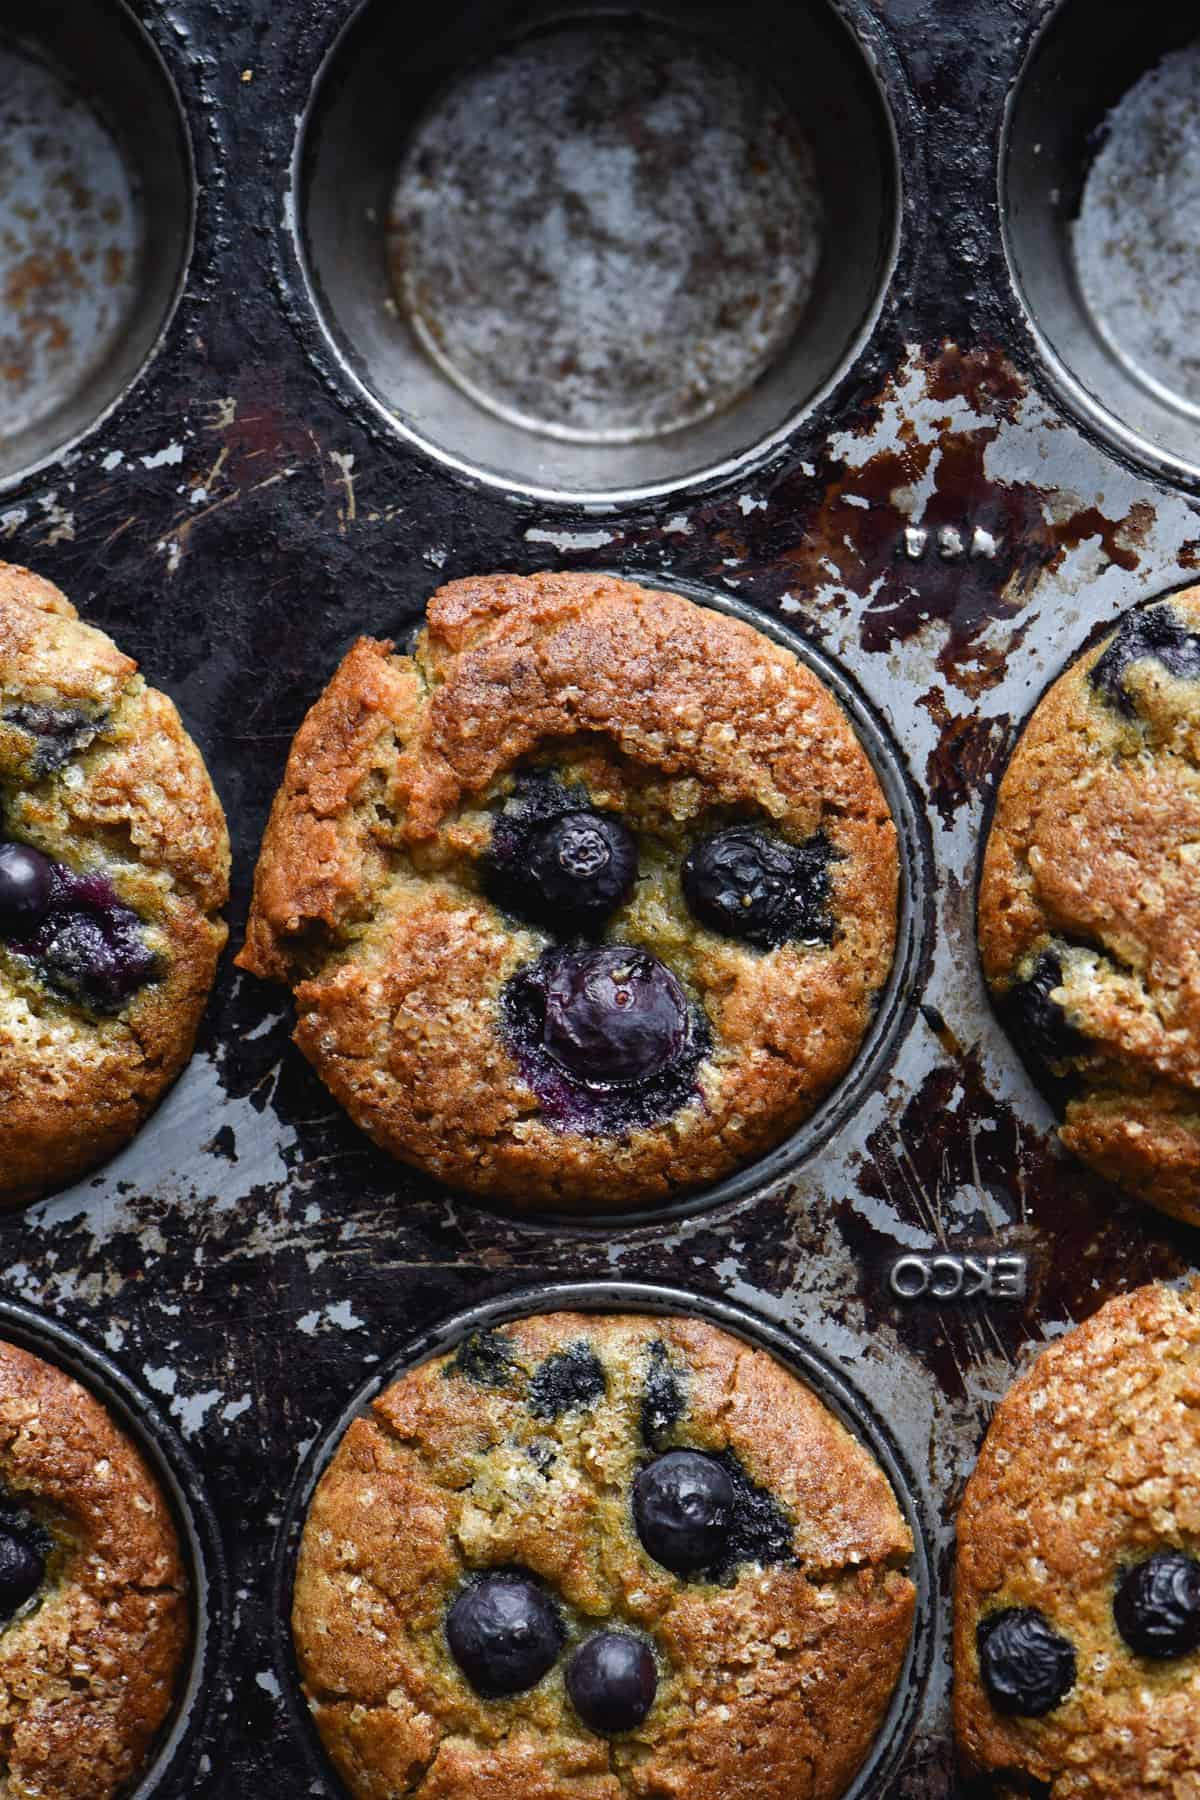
0 41 142 443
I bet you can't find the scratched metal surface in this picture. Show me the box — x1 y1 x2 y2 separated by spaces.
1 0 1199 1793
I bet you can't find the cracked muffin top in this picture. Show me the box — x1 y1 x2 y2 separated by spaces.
0 1337 189 1798
979 586 1200 1225
954 1281 1200 1798
0 562 230 1206
292 1310 916 1800
238 571 898 1211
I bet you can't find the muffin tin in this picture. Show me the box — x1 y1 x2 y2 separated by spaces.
3 0 1200 1792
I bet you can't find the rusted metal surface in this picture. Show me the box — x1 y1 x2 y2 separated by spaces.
0 0 1198 1793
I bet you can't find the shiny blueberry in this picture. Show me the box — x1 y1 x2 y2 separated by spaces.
525 811 637 930
0 1521 44 1621
977 1608 1076 1716
1114 1551 1200 1660
541 946 691 1084
566 1631 657 1734
446 1572 564 1698
1006 951 1082 1071
0 842 54 933
633 1450 734 1573
682 826 833 949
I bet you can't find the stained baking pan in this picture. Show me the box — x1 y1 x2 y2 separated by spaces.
1 0 1199 1793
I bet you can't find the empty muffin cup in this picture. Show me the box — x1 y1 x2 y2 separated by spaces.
1003 0 1200 483
0 1 193 485
297 0 902 499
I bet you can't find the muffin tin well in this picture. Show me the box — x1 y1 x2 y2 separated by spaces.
296 0 904 499
0 1299 229 1798
272 1282 934 1800
0 0 1199 1793
0 0 193 486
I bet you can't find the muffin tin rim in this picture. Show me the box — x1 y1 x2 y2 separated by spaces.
270 1277 936 1800
383 568 934 1237
279 0 922 508
0 1294 231 1799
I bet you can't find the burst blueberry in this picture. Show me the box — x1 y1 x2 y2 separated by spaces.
633 1450 734 1573
1114 1551 1200 1660
0 1521 44 1622
1090 606 1200 716
682 826 833 948
1006 951 1082 1070
539 946 691 1084
37 908 158 1013
566 1631 657 1734
977 1608 1076 1716
0 842 54 933
446 1572 564 1698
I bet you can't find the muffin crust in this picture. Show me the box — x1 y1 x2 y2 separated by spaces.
293 1310 916 1800
980 585 1200 1223
0 563 229 1205
239 572 898 1210
955 1282 1200 1796
0 1337 189 1798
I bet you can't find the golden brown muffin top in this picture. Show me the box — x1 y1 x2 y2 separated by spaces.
979 585 1200 1223
293 1310 915 1800
0 562 230 1206
955 1281 1200 1797
0 1337 189 1798
240 572 897 1210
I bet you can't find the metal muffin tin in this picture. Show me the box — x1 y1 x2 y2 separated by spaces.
2 0 1200 1792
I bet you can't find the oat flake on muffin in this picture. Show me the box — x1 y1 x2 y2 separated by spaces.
238 572 898 1211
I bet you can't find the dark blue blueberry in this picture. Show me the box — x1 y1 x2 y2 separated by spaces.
682 826 833 948
633 1450 734 1573
977 1608 1076 1716
1114 1551 1200 1660
0 1521 44 1622
529 1342 606 1419
524 811 637 931
539 946 691 1085
1005 951 1083 1071
36 907 158 1013
501 946 709 1135
0 843 54 933
566 1631 657 1734
1090 606 1200 716
446 1572 564 1698
448 1329 518 1390
483 773 637 935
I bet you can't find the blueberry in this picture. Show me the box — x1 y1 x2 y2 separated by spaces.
682 826 833 949
525 812 637 931
0 1521 44 1622
38 907 157 1013
4 704 102 774
446 1572 564 1698
633 1450 734 1573
1114 1551 1200 1660
1005 951 1082 1071
0 843 54 933
566 1631 657 1734
977 1608 1077 1716
1090 606 1200 716
540 946 691 1085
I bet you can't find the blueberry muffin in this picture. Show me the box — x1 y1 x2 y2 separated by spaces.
238 572 898 1210
0 1336 189 1796
293 1310 916 1800
979 587 1200 1224
954 1281 1200 1796
0 562 229 1205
